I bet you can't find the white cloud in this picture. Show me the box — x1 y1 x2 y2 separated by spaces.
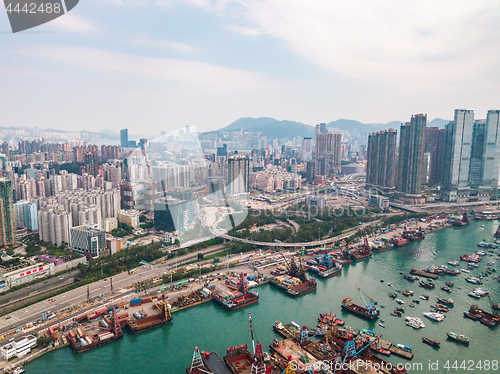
227 24 260 36
48 13 99 33
22 45 279 90
130 36 196 53
187 0 500 89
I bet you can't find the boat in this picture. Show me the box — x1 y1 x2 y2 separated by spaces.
270 259 317 297
402 290 413 296
380 305 385 308
378 322 385 328
444 269 460 275
315 253 343 278
465 277 483 285
7 367 25 374
419 279 435 289
388 283 393 287
423 312 446 321
445 281 454 287
403 274 417 282
452 213 470 226
422 337 440 347
420 295 429 300
396 343 413 352
441 286 452 292
461 269 470 273
463 310 482 320
432 305 449 313
446 332 470 345
436 297 454 306
318 313 344 326
409 303 415 307
406 317 425 329
396 299 405 304
396 307 405 313
390 312 399 317
372 344 391 356
448 261 460 266
69 311 125 351
412 299 420 304
388 293 397 299
224 344 253 374
380 279 384 282
341 288 380 320
214 272 259 310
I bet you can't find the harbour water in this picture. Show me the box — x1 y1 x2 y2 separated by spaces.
26 220 500 373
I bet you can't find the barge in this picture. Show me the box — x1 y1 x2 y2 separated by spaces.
127 294 172 334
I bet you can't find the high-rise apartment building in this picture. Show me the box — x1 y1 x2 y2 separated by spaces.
315 133 342 172
482 110 500 190
366 129 397 189
120 129 129 148
425 128 447 185
0 178 15 247
227 155 249 194
396 114 427 195
468 120 486 188
442 109 475 190
85 151 99 177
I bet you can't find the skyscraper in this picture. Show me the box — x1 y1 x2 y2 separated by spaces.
396 114 427 195
366 129 397 189
85 151 99 177
0 178 15 247
425 128 447 185
316 132 342 172
468 120 486 188
482 110 500 191
442 109 474 190
120 129 128 148
227 155 249 194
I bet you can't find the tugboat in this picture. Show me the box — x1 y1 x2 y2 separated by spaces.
422 337 440 347
447 332 470 345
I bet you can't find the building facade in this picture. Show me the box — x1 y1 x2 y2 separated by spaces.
70 223 107 259
0 178 15 247
396 114 427 195
227 155 249 194
366 129 397 189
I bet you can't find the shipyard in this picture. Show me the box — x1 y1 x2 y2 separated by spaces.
2 215 500 374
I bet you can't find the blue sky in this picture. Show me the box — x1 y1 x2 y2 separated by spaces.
2 0 500 135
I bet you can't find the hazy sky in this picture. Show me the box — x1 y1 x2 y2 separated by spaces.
2 0 500 135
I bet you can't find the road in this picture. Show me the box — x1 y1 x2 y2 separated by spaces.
0 244 227 335
218 219 383 248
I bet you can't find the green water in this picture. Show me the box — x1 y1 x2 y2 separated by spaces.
26 220 500 373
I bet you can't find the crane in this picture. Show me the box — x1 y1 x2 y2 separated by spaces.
356 285 379 318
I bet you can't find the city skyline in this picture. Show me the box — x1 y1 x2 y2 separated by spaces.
2 1 500 134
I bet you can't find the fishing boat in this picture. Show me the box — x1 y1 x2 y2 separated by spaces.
447 332 470 345
448 261 460 266
402 290 413 296
419 279 435 289
420 295 429 300
461 269 470 273
463 311 482 320
445 281 454 287
465 277 483 285
422 337 440 347
388 293 397 299
409 303 415 307
396 299 405 305
441 286 452 292
436 297 454 306
378 322 385 328
396 307 405 313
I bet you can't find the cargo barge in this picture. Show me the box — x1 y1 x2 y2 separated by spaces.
341 287 379 320
452 212 470 226
349 237 373 261
213 272 259 310
127 294 173 334
223 345 253 374
186 348 232 374
270 256 317 297
67 311 123 353
410 268 438 279
313 253 342 278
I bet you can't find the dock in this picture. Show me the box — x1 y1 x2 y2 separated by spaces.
410 268 438 279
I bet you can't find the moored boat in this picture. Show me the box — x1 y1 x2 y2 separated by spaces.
447 332 470 345
422 337 440 347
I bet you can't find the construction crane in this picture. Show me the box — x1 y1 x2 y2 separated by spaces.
356 285 379 317
341 333 375 365
145 291 172 320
